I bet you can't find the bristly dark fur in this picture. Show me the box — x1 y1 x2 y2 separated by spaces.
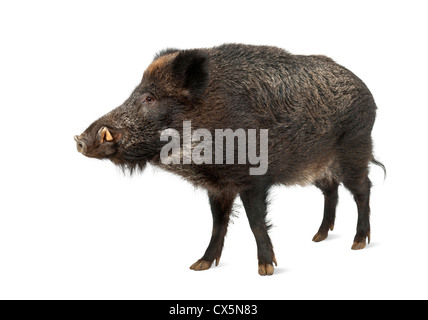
153 48 179 60
75 43 384 275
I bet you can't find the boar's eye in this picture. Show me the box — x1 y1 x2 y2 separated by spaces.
144 96 155 103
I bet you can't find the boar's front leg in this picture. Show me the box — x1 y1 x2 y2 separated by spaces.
190 191 236 271
240 181 277 276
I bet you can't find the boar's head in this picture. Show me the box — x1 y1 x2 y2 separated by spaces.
74 49 209 171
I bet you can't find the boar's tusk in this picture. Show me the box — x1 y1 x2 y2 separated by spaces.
100 127 106 143
105 128 113 141
100 127 113 143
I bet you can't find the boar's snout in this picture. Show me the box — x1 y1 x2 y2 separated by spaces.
74 135 87 155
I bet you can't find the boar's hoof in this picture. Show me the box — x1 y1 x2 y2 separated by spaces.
351 241 366 250
189 259 213 271
312 223 334 242
351 232 370 250
312 231 328 242
258 263 275 276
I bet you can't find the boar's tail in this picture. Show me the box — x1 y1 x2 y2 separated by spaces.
371 158 387 180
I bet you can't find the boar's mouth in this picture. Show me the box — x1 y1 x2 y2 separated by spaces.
74 126 119 158
75 124 156 172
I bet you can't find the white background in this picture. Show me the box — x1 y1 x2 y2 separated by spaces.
1 0 427 300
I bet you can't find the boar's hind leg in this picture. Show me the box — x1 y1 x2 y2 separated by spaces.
340 146 372 250
190 191 236 271
240 181 277 276
312 178 339 242
344 172 371 250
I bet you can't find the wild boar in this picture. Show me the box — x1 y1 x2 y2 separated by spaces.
74 44 384 275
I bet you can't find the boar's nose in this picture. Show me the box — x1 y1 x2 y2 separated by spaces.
74 135 87 155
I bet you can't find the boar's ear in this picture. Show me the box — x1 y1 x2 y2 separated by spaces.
172 49 209 103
